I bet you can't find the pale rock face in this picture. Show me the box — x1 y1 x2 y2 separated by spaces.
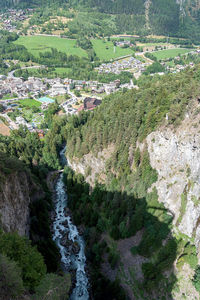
67 109 200 249
146 115 200 247
68 145 114 186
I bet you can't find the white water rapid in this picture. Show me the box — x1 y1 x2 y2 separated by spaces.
53 147 89 300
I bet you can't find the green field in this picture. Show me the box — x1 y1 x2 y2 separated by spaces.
14 36 87 58
19 67 71 77
152 48 192 60
18 98 41 107
138 42 169 47
2 94 12 100
54 67 72 75
92 39 134 60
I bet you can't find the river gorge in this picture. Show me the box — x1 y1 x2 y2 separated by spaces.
52 147 89 300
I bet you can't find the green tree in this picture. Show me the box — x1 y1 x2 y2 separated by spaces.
193 265 200 292
0 254 24 300
32 273 71 300
0 232 46 290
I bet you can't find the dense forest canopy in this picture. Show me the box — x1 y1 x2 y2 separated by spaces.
65 66 200 190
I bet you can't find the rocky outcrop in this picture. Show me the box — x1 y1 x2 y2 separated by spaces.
0 170 43 236
68 144 115 186
145 108 200 248
68 104 200 249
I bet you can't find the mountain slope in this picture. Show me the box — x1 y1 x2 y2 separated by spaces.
64 66 200 299
1 0 200 39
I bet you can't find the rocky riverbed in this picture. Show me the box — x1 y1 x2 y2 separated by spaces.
51 147 89 300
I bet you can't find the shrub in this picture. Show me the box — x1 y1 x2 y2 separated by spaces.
32 273 71 300
0 254 24 299
193 265 200 292
0 231 46 290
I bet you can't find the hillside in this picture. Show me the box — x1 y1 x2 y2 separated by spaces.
1 0 200 41
0 152 71 299
63 66 200 299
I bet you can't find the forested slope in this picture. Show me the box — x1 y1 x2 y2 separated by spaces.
1 0 200 41
0 110 73 299
66 66 199 187
63 66 200 299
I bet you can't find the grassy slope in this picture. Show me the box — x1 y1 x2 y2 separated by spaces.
14 36 87 58
92 39 134 60
19 98 41 107
19 67 72 77
152 48 192 60
54 67 72 74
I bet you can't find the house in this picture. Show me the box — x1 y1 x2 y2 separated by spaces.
36 129 45 139
78 105 84 112
0 75 6 81
50 83 67 96
0 121 10 136
84 97 102 110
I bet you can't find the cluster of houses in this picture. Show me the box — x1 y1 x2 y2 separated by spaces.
15 116 34 131
97 56 149 75
0 74 131 104
161 49 200 74
115 40 134 48
0 76 47 99
0 70 138 137
165 61 195 74
0 9 31 32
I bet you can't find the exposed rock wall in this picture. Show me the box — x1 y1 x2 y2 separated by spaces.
68 145 115 186
145 109 200 248
68 106 200 249
0 171 43 236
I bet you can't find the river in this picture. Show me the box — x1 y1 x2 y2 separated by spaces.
52 147 89 300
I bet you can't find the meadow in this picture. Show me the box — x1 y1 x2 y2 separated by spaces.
152 48 192 60
18 98 41 107
14 36 135 61
91 39 134 61
137 42 169 47
54 67 72 75
15 67 72 79
14 35 87 58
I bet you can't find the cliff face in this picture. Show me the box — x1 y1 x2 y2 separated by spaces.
146 108 200 247
68 104 200 247
66 98 200 298
68 144 115 187
0 154 43 236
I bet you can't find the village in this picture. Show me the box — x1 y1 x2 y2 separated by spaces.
0 6 199 138
0 72 136 136
1 46 199 137
96 56 149 75
0 9 31 32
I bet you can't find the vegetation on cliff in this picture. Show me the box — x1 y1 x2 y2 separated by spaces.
66 66 200 190
0 108 72 298
62 66 200 298
1 0 200 41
